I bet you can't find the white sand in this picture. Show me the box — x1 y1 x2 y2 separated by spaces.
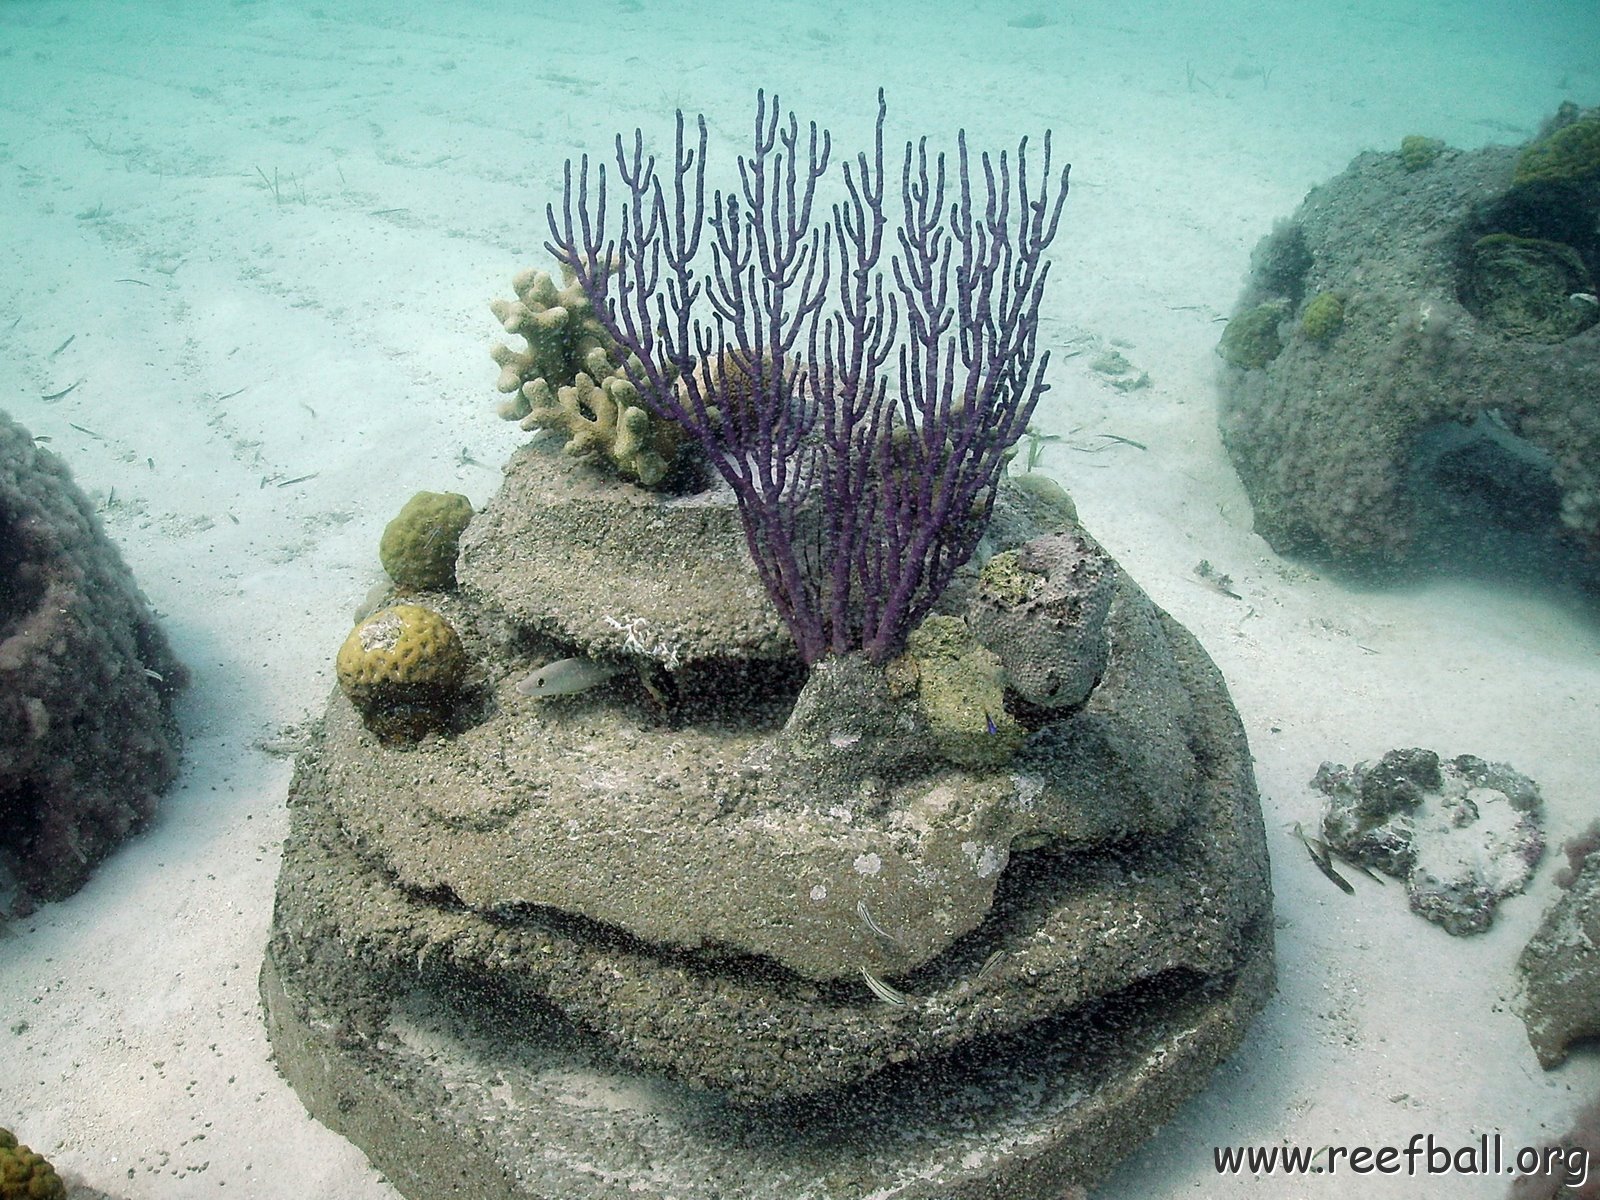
1 0 1597 1195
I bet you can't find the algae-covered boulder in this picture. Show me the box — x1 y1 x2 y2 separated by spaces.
455 442 788 666
0 410 186 904
1218 104 1600 578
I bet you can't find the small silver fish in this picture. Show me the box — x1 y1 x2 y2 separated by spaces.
515 657 625 698
859 966 912 1006
975 949 1007 981
856 898 901 944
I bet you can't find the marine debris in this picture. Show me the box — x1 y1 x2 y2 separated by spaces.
1314 748 1544 935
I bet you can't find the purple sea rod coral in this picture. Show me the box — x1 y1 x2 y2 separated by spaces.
547 90 1070 664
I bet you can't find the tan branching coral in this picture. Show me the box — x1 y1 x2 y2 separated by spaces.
676 347 791 431
490 265 612 401
490 265 683 487
521 369 682 487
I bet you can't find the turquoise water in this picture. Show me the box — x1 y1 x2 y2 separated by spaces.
2 0 1598 1196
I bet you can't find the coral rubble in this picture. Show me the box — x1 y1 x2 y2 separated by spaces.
1315 748 1544 935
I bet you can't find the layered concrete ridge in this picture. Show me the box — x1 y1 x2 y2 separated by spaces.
262 444 1275 1197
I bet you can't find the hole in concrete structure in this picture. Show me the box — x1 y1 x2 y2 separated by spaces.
1456 185 1600 341
1404 411 1595 592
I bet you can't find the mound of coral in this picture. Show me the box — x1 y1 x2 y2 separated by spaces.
0 410 185 905
261 441 1275 1200
0 1127 65 1200
1217 104 1600 579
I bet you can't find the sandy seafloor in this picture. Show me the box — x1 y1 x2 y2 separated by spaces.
1 0 1598 1196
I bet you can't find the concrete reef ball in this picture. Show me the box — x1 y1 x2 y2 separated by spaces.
1218 103 1600 575
263 443 1275 1200
1 409 185 903
335 604 468 742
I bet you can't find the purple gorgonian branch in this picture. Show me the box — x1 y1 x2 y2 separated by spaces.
548 90 1069 666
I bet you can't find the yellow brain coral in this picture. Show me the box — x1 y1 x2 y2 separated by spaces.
379 490 474 591
336 605 468 741
0 1128 66 1200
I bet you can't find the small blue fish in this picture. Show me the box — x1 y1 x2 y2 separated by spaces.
984 711 998 736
